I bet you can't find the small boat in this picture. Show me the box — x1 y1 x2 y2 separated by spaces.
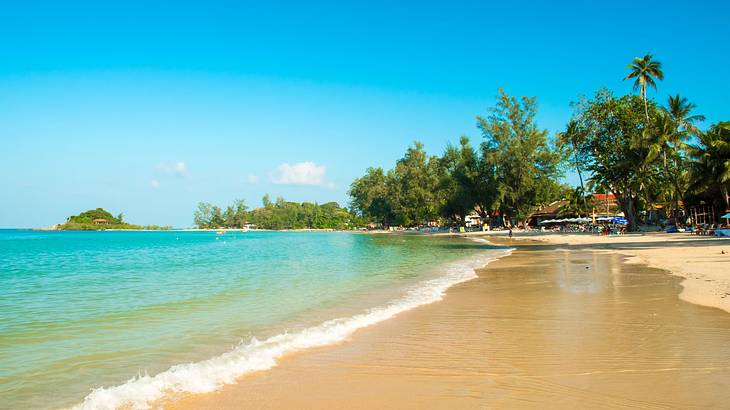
216 230 225 235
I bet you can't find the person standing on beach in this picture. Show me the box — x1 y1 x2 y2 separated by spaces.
508 227 513 239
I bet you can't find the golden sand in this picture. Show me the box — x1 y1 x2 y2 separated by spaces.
526 232 730 313
165 240 730 409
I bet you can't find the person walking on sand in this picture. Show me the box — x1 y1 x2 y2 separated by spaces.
508 227 513 239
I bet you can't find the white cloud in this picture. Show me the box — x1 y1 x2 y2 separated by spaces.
270 161 328 186
245 173 259 184
155 161 188 177
150 179 160 189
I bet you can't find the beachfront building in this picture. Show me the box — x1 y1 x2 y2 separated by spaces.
465 213 481 228
592 193 619 213
528 200 568 227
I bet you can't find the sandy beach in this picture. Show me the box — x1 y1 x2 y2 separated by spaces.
164 235 730 409
524 232 730 314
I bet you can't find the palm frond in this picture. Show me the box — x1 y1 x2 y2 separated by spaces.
645 76 657 90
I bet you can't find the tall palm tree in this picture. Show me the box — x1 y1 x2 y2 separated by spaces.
653 96 705 216
645 112 683 214
624 53 664 123
666 94 705 135
687 122 730 211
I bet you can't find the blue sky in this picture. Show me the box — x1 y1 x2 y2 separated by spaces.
1 1 729 228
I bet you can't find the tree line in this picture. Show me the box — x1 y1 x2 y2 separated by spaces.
349 89 564 228
193 195 358 230
563 54 729 230
349 54 729 231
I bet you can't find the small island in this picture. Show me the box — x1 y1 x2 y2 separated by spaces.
41 208 171 231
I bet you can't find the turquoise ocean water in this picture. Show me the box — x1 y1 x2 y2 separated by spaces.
0 230 509 409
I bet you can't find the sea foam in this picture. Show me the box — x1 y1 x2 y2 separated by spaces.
73 244 512 410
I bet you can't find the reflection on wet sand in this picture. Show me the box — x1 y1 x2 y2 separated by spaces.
168 242 730 409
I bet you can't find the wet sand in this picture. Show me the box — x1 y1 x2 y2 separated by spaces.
528 233 730 313
166 241 730 409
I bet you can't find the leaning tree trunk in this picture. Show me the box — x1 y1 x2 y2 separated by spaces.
722 184 730 212
616 190 640 231
663 151 683 223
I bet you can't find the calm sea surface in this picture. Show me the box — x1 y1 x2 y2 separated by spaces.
0 230 507 409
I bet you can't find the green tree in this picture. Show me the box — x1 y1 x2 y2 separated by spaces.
666 94 705 135
223 206 235 227
558 120 589 214
438 136 479 224
644 111 684 214
232 199 248 228
559 186 594 217
387 141 441 226
473 141 500 224
623 53 664 123
643 96 704 218
193 202 214 228
436 135 502 226
210 206 224 227
687 122 730 211
569 90 659 230
348 167 393 226
477 89 563 226
246 198 354 229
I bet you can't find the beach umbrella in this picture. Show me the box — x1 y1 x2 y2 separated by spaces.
721 213 730 227
611 217 628 225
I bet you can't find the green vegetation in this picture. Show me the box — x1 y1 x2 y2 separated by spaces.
477 90 563 225
350 54 728 230
349 89 564 228
567 93 726 230
59 208 171 230
193 197 359 230
687 122 730 211
623 53 664 122
193 199 249 229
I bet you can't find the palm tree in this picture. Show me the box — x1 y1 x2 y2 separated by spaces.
687 122 730 211
666 94 705 135
560 186 593 217
665 95 704 212
645 111 683 214
644 96 704 218
624 53 664 123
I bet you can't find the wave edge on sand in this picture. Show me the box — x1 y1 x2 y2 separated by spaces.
72 244 512 410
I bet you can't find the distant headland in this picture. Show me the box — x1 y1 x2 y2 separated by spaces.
35 208 171 231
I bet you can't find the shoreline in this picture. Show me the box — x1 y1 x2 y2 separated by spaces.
166 237 730 409
73 239 513 409
61 231 730 408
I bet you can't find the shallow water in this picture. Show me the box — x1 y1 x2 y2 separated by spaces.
167 243 730 409
0 230 506 409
